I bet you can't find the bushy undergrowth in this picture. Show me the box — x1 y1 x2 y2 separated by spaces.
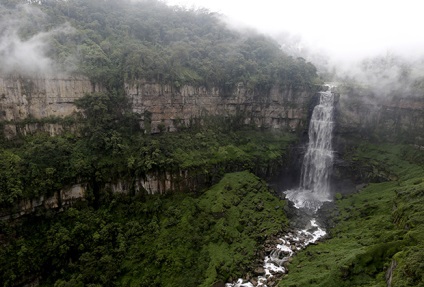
0 171 288 287
280 143 424 287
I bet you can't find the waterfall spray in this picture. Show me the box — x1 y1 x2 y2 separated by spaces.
285 89 335 211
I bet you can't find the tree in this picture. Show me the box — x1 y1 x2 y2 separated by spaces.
0 150 23 206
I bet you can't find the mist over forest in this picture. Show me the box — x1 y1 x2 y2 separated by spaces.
3 0 424 100
0 1 423 287
0 0 318 92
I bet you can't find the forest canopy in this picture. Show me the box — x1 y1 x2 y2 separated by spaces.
0 0 318 91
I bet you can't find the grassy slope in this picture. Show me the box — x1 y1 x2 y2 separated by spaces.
280 143 424 287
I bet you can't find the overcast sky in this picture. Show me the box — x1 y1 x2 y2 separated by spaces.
166 0 424 63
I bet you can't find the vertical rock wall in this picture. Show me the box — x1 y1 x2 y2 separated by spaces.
0 74 102 121
126 80 316 133
0 75 317 136
335 93 424 145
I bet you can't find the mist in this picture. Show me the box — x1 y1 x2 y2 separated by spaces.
167 0 424 97
0 4 74 76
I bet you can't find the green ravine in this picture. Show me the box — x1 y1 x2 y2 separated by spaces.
0 171 288 287
0 89 296 287
0 1 423 287
280 143 424 287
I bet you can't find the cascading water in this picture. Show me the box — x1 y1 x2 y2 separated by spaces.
285 89 335 211
226 87 336 287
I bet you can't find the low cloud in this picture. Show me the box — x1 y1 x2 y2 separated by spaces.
0 4 74 76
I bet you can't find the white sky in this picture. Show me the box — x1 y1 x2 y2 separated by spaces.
166 0 424 62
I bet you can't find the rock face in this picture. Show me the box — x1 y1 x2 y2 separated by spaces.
335 93 424 145
126 80 316 133
2 74 423 145
0 74 317 136
0 75 318 217
0 74 103 137
332 90 424 191
0 184 86 221
0 74 102 121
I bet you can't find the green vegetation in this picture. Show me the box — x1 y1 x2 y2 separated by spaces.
0 91 296 208
0 89 294 286
2 0 319 91
4 2 423 287
0 171 288 286
280 143 424 287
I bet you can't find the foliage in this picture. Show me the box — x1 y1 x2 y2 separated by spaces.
1 0 319 90
0 172 287 286
0 150 23 206
279 143 424 287
0 1 318 285
0 89 296 207
0 90 295 286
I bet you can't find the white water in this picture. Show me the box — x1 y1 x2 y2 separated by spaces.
285 90 335 211
227 88 335 287
226 219 326 287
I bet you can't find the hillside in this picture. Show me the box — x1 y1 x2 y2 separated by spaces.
1 0 318 90
0 1 423 287
0 1 318 286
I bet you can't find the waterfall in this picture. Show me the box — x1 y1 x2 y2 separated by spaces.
226 88 335 287
285 89 335 211
301 91 334 196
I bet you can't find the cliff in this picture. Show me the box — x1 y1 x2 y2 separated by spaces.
127 80 315 133
0 75 318 137
4 74 422 148
0 74 103 138
335 92 424 145
0 74 102 120
331 89 424 191
0 75 317 211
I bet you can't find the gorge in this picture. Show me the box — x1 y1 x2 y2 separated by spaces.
227 88 335 287
0 1 424 287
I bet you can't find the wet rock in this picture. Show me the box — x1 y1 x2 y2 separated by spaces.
226 217 327 287
265 246 274 253
254 267 265 276
257 250 265 258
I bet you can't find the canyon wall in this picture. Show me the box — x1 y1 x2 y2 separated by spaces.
332 90 424 192
2 74 424 212
126 80 316 133
0 184 85 221
4 75 422 143
0 74 318 138
0 173 185 221
0 74 317 210
335 92 424 145
0 74 102 121
0 74 103 138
